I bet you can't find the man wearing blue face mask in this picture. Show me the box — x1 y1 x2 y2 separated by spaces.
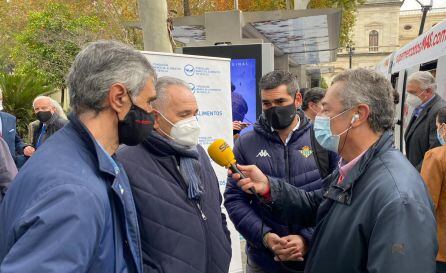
225 70 338 273
229 68 437 273
117 76 231 273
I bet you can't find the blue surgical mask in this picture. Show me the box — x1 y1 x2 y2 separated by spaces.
314 108 356 153
437 130 445 145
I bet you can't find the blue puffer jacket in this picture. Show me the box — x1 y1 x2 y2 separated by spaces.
0 114 142 273
224 113 337 273
117 135 232 273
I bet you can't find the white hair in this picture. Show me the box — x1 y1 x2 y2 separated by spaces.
33 96 67 119
407 71 437 93
50 98 67 119
32 96 51 108
153 76 192 111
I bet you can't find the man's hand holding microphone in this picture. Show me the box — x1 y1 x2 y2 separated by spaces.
228 164 269 195
228 164 308 262
208 139 307 262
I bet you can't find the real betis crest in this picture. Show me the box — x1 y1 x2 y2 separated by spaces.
299 146 313 158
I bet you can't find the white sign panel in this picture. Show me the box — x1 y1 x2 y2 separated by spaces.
392 19 446 73
141 51 243 273
375 53 393 79
436 55 446 100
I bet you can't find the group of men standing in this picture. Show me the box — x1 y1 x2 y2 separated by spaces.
0 39 443 273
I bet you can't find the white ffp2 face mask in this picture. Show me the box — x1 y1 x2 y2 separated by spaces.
158 112 201 147
170 116 201 147
406 92 424 108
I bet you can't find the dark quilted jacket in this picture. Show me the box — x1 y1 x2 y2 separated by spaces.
117 136 232 273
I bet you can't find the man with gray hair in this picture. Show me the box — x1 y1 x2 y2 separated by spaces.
27 96 68 152
230 68 437 273
117 76 232 273
404 71 446 170
0 40 157 273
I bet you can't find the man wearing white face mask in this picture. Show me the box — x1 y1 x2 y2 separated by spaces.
405 71 446 171
117 76 231 273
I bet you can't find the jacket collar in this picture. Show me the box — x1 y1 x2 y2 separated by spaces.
254 109 311 144
68 113 119 177
324 131 394 205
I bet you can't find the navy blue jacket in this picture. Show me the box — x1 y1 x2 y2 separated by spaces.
117 135 232 273
0 114 143 273
224 113 337 272
269 131 437 273
0 111 27 167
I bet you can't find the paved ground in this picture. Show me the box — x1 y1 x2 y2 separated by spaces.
240 240 247 273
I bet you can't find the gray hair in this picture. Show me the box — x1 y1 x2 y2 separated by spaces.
153 76 191 110
50 99 67 119
302 87 325 110
67 40 157 114
332 68 395 133
259 70 300 98
33 96 68 120
32 96 51 108
407 71 437 93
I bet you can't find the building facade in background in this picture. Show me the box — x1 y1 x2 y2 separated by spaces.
322 0 446 83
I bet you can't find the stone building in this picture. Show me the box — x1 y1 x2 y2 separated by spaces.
321 0 446 83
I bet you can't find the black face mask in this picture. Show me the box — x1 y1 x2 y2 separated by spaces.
118 102 155 146
36 111 53 123
263 103 297 130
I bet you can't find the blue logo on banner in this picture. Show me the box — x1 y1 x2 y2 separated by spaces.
184 64 195 76
188 83 196 93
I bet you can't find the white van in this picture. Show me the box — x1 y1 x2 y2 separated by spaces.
376 18 446 151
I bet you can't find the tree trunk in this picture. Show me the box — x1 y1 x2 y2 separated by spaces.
184 0 191 16
137 0 172 52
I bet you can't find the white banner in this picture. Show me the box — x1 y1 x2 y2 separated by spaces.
142 51 243 273
392 19 446 73
435 55 446 100
375 53 393 79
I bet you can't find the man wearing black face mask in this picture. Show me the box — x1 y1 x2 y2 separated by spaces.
0 41 156 273
225 70 338 273
28 96 68 152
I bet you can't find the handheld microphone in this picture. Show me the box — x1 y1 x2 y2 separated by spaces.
207 139 258 196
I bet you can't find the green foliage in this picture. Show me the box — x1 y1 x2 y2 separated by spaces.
0 73 54 137
308 0 365 47
239 0 287 11
12 3 104 89
167 0 289 16
320 77 328 89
